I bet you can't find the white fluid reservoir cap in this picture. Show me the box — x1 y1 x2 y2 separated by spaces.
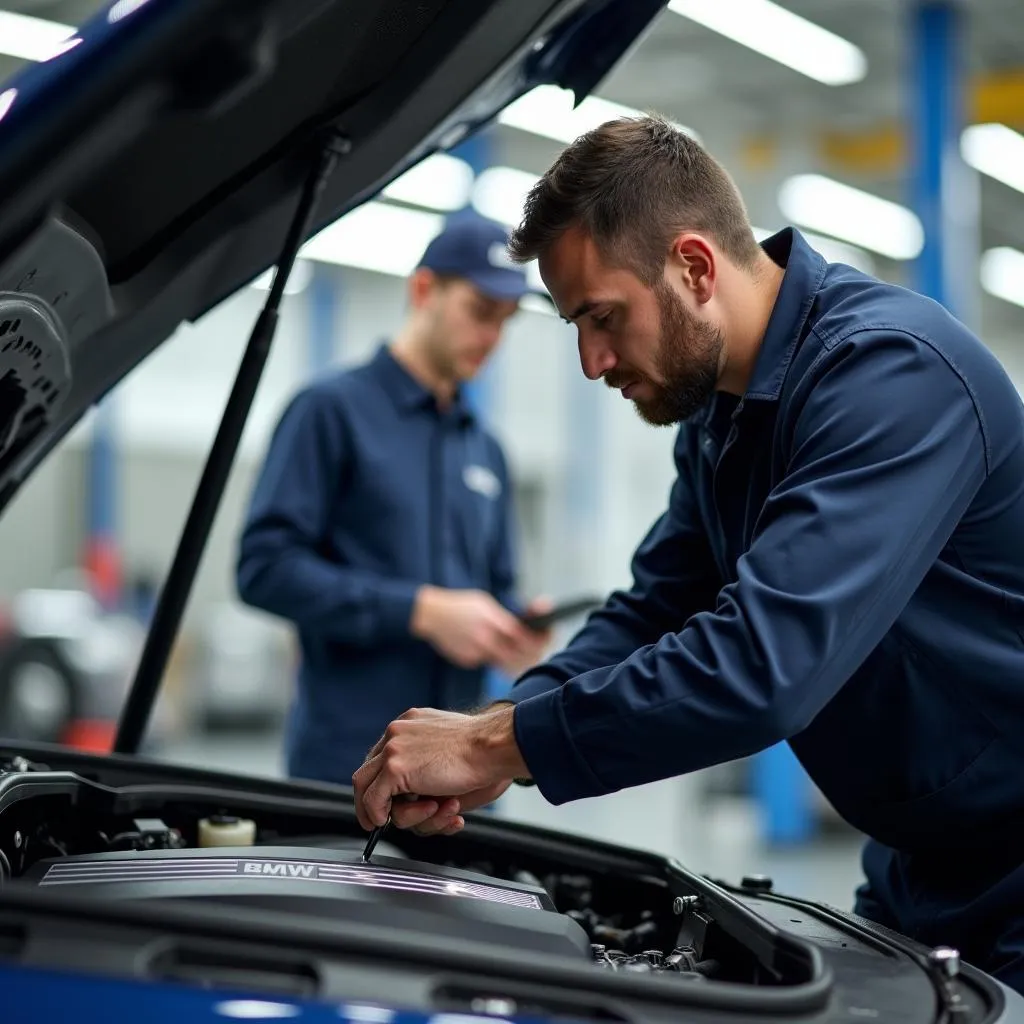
198 815 257 847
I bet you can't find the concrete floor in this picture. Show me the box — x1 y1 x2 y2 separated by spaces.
154 730 868 912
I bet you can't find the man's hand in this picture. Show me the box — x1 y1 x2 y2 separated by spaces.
411 586 542 672
496 595 554 677
352 705 527 836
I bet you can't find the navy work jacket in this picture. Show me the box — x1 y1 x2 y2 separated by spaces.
510 229 1024 972
237 344 519 783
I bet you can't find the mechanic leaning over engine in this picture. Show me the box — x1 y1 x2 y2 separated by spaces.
235 214 552 785
352 116 1024 992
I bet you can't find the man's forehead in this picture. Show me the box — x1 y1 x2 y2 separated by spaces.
543 236 639 322
540 230 598 312
544 224 599 267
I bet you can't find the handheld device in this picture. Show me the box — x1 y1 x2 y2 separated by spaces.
520 595 602 632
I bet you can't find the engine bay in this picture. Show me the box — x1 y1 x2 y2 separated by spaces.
0 745 999 1024
0 750 788 990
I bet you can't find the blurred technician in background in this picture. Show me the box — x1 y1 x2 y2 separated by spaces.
236 214 552 785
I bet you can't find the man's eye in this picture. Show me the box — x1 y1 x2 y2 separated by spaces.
593 313 611 329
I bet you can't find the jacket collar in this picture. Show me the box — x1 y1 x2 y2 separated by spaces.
743 227 828 402
370 343 475 423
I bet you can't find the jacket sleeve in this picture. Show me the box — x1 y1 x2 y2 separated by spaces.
236 385 420 646
508 430 722 703
513 332 989 804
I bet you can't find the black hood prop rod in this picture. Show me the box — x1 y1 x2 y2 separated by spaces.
114 131 350 754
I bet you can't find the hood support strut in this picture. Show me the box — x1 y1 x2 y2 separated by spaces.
114 131 350 754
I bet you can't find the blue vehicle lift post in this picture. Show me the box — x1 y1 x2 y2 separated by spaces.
84 394 121 612
308 260 341 374
909 0 977 325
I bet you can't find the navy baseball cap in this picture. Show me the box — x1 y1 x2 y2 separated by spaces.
416 214 540 302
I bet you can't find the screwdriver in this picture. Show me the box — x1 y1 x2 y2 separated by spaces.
361 793 440 863
361 792 418 863
361 812 392 863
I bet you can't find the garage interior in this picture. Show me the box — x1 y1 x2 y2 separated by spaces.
1 0 1022 916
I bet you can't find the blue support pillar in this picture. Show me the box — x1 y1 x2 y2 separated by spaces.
84 396 121 611
908 1 978 326
753 743 814 845
450 133 490 211
308 261 340 374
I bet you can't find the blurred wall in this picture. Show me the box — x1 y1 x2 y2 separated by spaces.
0 442 85 596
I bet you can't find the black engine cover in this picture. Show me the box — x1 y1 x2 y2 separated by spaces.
24 846 592 959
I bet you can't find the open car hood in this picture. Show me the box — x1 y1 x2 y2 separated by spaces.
0 0 666 513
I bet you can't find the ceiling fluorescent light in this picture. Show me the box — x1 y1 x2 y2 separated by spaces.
0 11 75 62
0 89 16 124
961 123 1024 194
497 84 699 145
799 231 875 275
108 0 156 23
301 202 444 278
980 247 1024 309
381 152 475 212
668 0 866 86
752 225 875 274
777 174 924 261
472 166 540 228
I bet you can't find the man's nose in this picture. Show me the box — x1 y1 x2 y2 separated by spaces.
578 334 617 381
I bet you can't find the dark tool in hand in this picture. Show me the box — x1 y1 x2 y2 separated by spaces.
361 793 420 863
361 813 392 863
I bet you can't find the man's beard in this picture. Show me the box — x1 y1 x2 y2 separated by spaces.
610 281 723 427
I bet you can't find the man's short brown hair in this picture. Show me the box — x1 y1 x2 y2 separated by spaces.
507 115 761 284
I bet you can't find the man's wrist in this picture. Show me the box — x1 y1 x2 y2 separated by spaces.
472 699 513 714
410 584 441 640
473 705 529 780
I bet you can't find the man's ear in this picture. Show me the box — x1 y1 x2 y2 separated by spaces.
407 267 438 310
669 233 716 304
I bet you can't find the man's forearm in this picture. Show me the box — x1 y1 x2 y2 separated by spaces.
237 540 419 646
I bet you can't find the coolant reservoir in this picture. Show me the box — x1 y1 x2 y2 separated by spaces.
198 814 256 847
